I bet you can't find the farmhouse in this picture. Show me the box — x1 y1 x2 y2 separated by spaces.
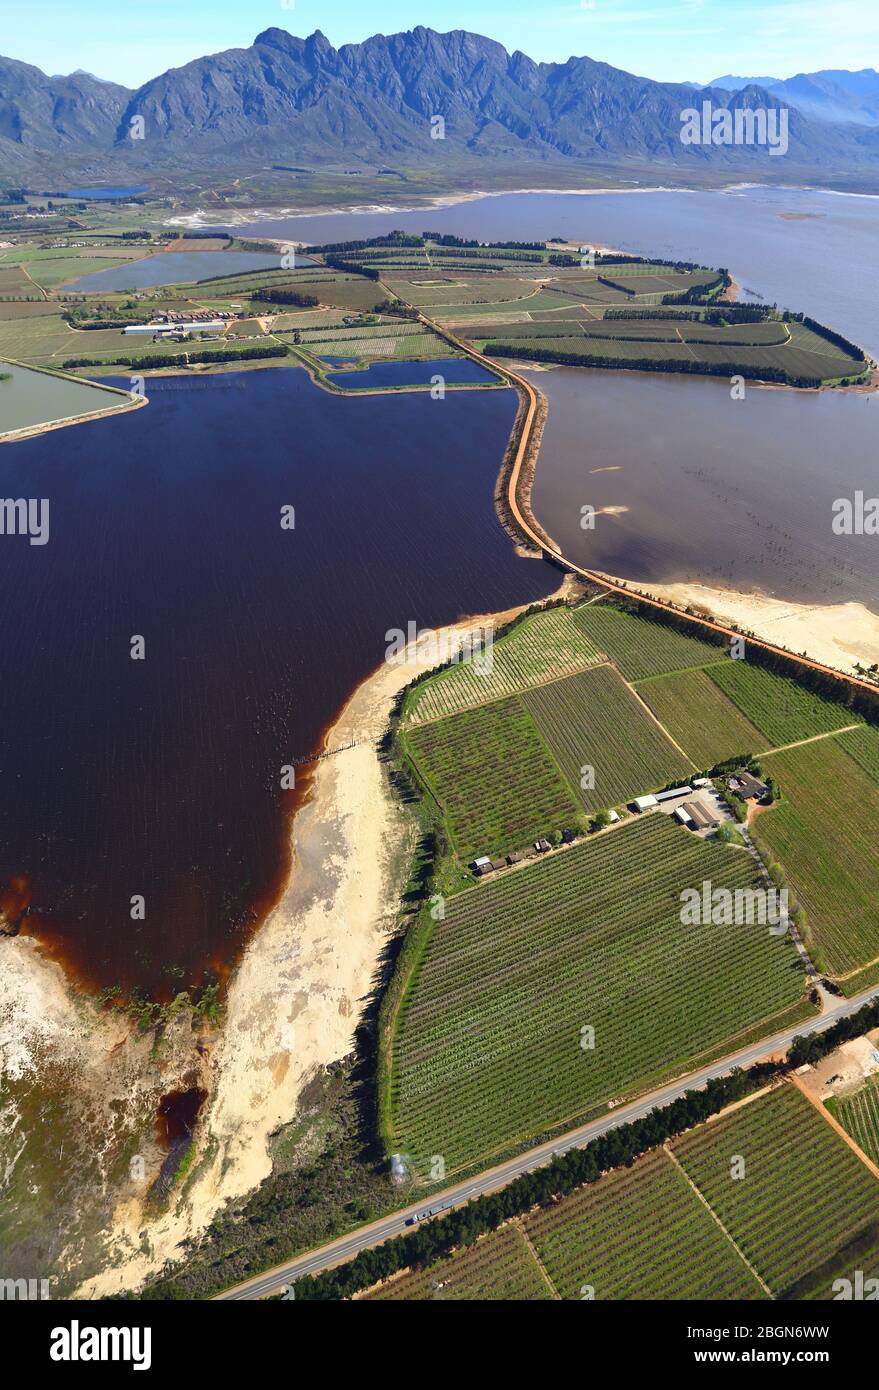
729 771 769 801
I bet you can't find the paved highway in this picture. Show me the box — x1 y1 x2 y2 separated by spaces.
217 985 877 1299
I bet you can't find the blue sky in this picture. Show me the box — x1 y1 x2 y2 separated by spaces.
6 0 878 89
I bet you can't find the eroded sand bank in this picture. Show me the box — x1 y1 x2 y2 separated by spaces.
76 591 558 1296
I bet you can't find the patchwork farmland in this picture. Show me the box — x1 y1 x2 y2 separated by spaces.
403 606 605 725
572 603 725 681
389 815 809 1173
708 661 863 747
672 1084 879 1295
636 667 764 767
367 1083 879 1300
522 663 692 812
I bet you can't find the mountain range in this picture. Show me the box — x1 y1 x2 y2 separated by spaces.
709 69 879 127
1 28 877 191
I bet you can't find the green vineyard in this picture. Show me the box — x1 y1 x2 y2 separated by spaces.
756 737 879 978
389 816 809 1172
365 1084 879 1300
708 661 862 747
361 1222 552 1301
572 603 725 681
402 695 580 861
827 1075 879 1168
524 1147 766 1300
672 1084 879 1295
403 606 605 725
635 667 764 767
522 664 692 811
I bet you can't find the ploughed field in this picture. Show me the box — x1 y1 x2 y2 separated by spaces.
389 815 808 1174
370 1084 879 1299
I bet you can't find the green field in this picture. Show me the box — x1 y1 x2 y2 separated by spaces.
636 667 765 766
756 737 879 977
525 1147 766 1300
369 1083 879 1300
522 664 692 811
708 661 863 747
827 1075 879 1168
403 695 580 861
572 603 725 681
389 815 809 1172
837 725 879 784
361 1222 552 1301
403 606 605 725
673 1084 879 1295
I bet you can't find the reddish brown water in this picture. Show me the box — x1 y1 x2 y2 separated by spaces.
0 367 556 997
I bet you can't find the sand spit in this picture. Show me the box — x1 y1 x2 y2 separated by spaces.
77 594 560 1297
629 580 879 676
164 185 696 230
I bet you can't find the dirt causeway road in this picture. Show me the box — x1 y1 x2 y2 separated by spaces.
217 985 878 1300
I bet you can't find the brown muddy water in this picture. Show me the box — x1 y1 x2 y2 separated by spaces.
527 368 879 609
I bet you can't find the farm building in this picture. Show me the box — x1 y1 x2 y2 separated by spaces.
506 850 526 866
655 785 693 804
682 797 722 830
632 794 658 812
729 771 769 801
123 320 226 336
674 807 695 828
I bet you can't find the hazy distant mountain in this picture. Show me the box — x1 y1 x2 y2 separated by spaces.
0 53 130 149
1 29 878 188
710 76 780 91
709 69 879 127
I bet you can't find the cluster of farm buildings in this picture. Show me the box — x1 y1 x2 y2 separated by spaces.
469 769 769 878
122 309 241 339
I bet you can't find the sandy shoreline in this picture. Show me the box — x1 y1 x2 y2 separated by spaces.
165 180 873 231
624 580 879 676
77 590 563 1296
165 184 700 230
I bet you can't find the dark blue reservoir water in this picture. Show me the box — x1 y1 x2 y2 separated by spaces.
0 366 554 993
